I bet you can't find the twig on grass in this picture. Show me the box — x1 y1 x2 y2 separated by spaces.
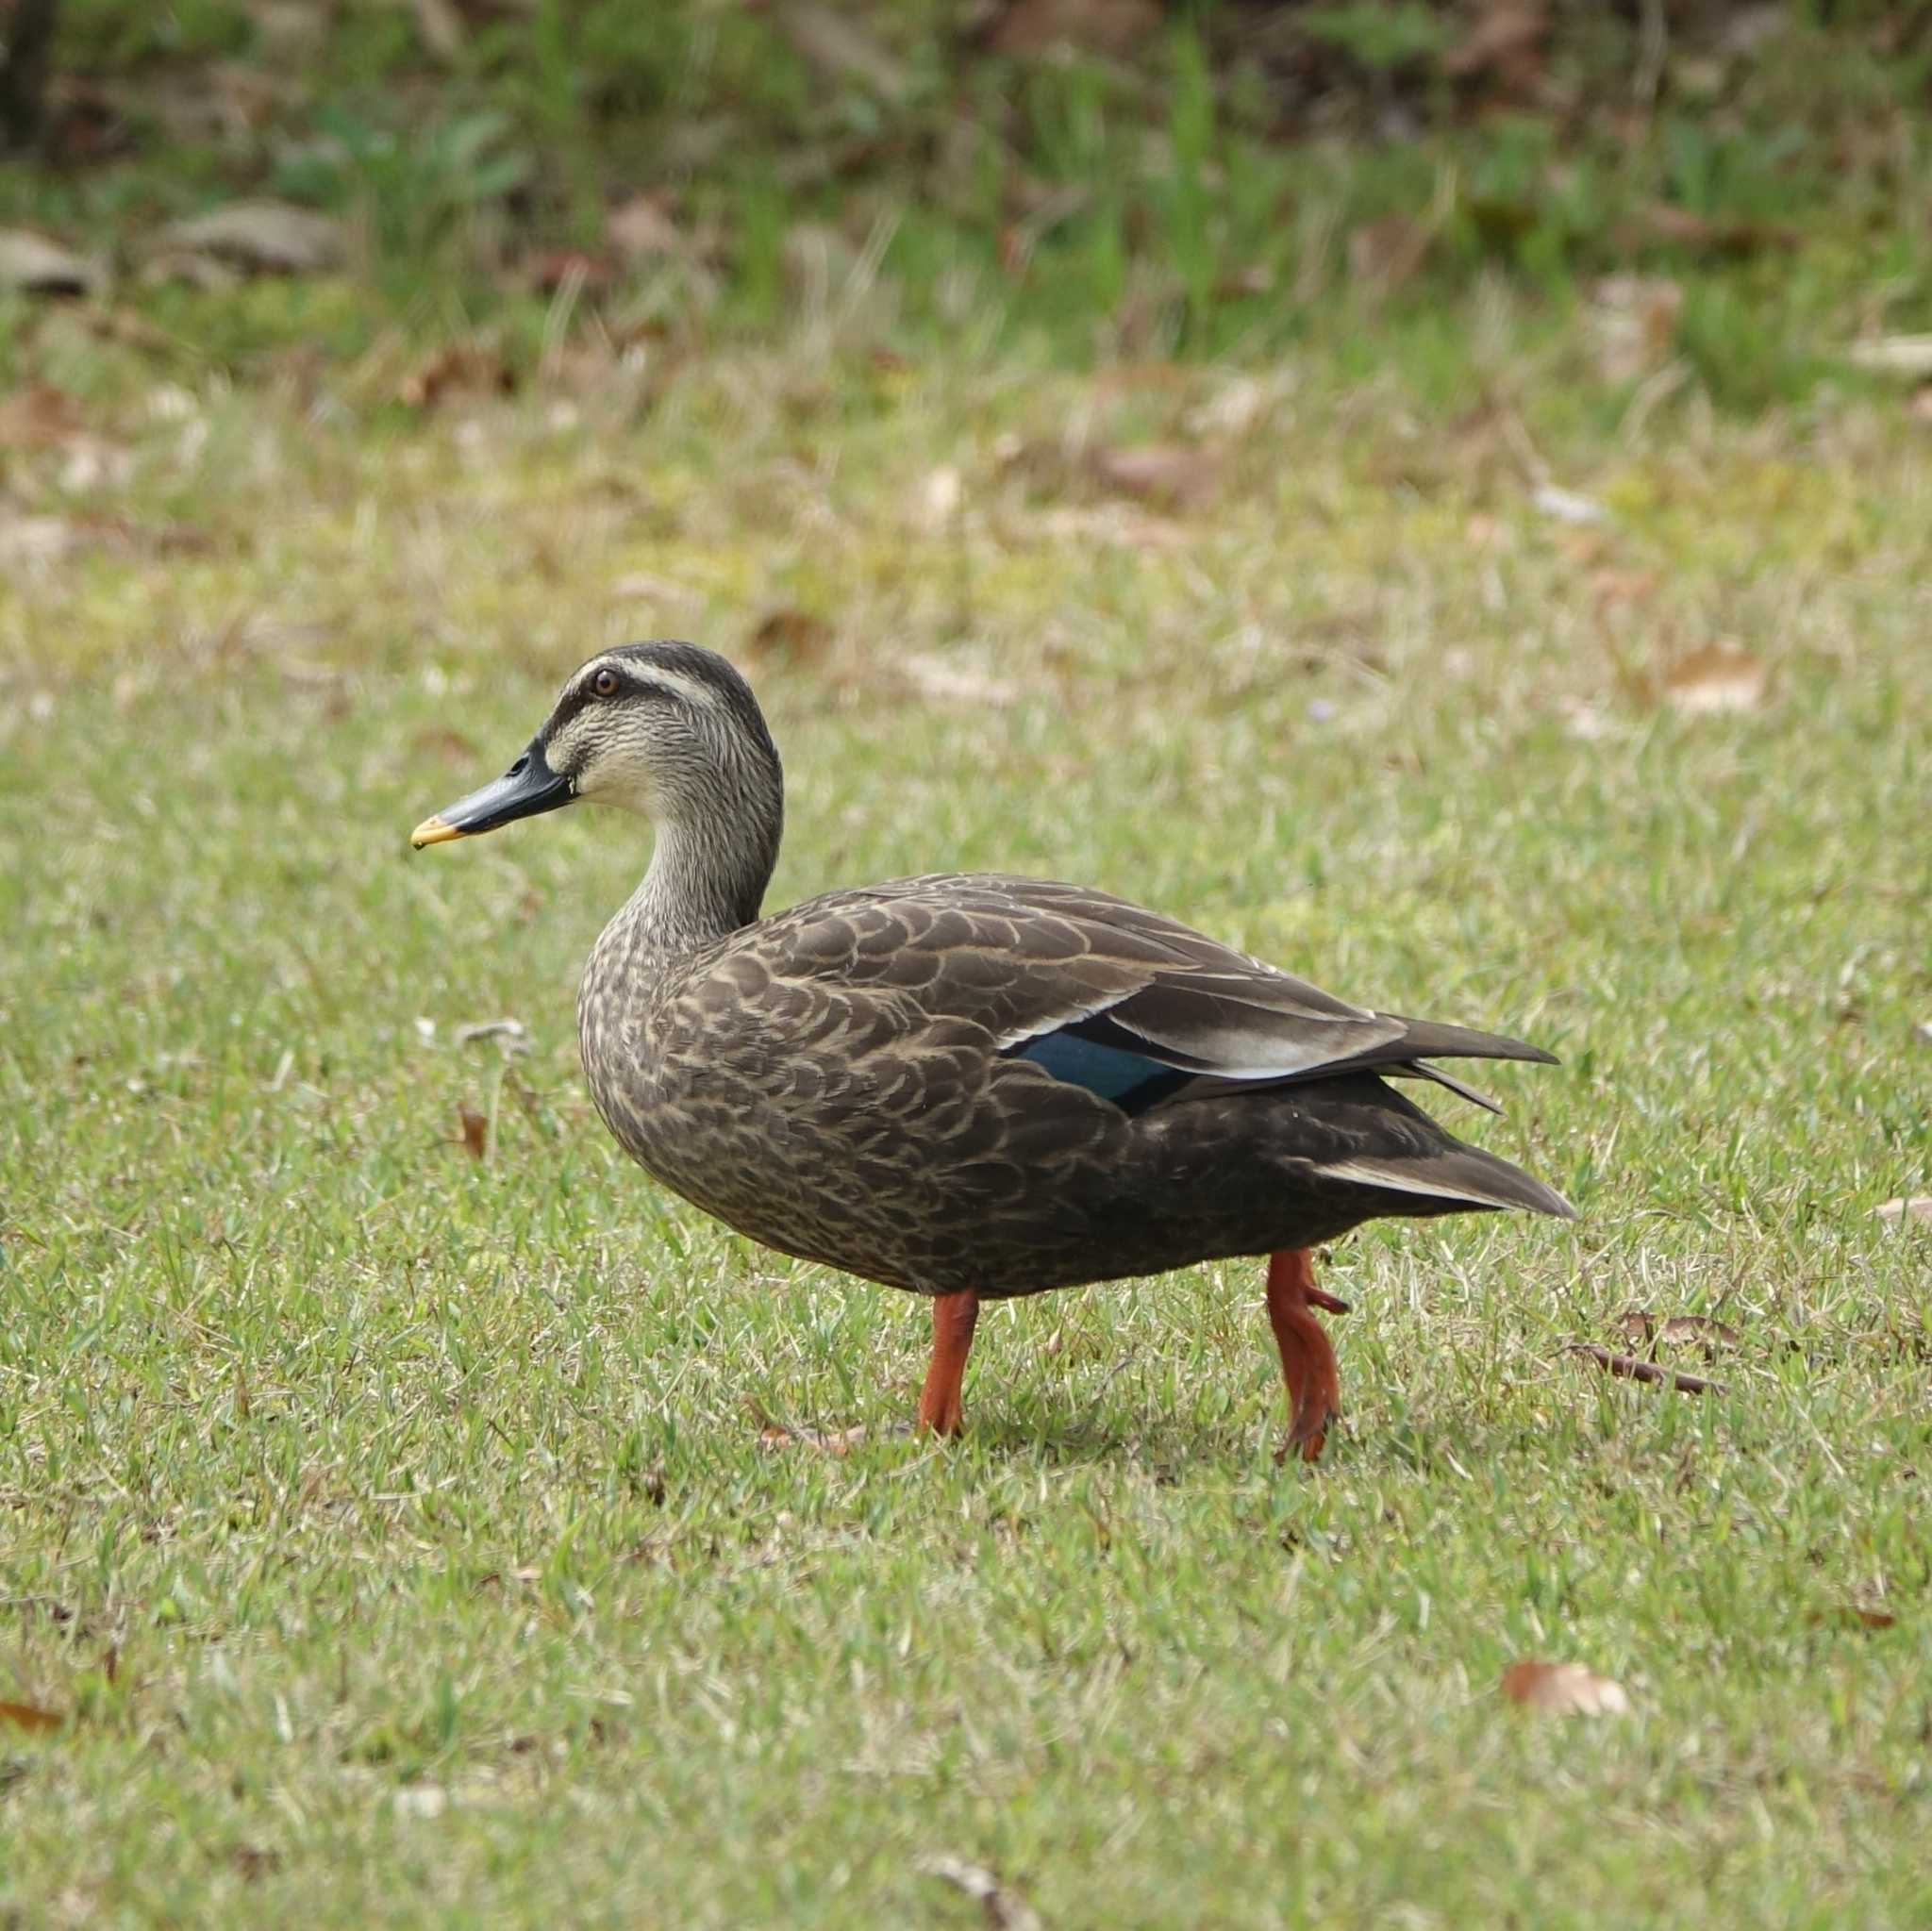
1569 1341 1725 1397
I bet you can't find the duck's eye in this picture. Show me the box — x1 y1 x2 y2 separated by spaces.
591 669 621 698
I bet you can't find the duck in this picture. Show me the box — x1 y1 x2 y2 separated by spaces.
411 641 1574 1459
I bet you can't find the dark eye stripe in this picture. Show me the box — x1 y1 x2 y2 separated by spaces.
541 672 676 745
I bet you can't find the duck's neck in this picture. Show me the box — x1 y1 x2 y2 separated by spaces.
609 748 784 964
624 815 775 957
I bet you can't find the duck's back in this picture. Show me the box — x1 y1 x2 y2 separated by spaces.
577 873 1569 1297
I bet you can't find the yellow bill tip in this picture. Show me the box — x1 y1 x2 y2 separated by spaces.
410 815 464 849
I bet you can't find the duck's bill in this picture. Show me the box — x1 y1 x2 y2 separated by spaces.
411 741 573 848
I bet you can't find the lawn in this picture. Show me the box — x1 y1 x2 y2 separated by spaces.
4 224 1932 1929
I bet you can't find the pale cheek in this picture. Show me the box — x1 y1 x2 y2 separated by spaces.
575 759 654 811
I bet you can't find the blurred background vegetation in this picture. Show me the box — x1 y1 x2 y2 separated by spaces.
5 1 1932 411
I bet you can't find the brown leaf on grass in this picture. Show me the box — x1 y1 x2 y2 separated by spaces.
757 1422 872 1455
607 194 685 263
1620 1308 1741 1354
0 228 106 296
1623 204 1799 259
746 608 834 669
396 344 514 410
410 727 479 766
457 1107 489 1160
1501 1660 1630 1717
990 0 1161 58
1091 442 1223 512
1875 1196 1932 1225
1664 642 1767 715
1348 213 1434 296
1657 1315 1741 1352
525 249 613 295
228 1844 283 1883
922 1856 1044 1931
1215 263 1274 299
1590 568 1659 615
1443 1 1548 85
0 1699 63 1735
1569 1341 1724 1396
0 383 86 449
1909 387 1932 425
1814 1604 1899 1631
158 201 345 275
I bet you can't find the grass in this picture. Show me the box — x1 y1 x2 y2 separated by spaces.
3 288 1930 1923
12 1 1932 406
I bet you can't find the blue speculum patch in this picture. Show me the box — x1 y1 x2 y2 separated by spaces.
1007 1026 1192 1116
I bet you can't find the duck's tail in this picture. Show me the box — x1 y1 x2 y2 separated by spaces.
1315 1140 1577 1219
1304 1073 1577 1220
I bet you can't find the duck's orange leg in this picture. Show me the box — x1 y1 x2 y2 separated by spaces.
917 1290 980 1436
1266 1249 1346 1462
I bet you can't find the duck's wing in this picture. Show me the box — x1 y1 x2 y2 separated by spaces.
772 874 1555 1110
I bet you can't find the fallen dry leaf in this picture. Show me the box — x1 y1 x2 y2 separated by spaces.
1500 1660 1630 1717
1091 442 1223 511
396 343 514 410
758 1422 872 1455
409 727 479 766
1443 1 1548 85
1833 1604 1899 1631
1590 568 1659 614
1664 642 1767 715
1348 212 1434 296
0 383 86 449
746 608 834 669
159 201 345 275
922 1856 1044 1931
0 1699 64 1735
607 194 684 263
1620 1309 1741 1353
1656 1314 1741 1351
525 249 613 295
458 1107 489 1160
1875 1196 1932 1225
1625 203 1800 258
990 0 1160 58
0 227 106 296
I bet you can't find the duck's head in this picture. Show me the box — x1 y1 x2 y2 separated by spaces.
410 641 782 850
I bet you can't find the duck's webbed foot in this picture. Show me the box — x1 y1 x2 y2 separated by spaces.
1266 1248 1344 1463
916 1290 980 1436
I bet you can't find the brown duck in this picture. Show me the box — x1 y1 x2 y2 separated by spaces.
413 642 1574 1458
